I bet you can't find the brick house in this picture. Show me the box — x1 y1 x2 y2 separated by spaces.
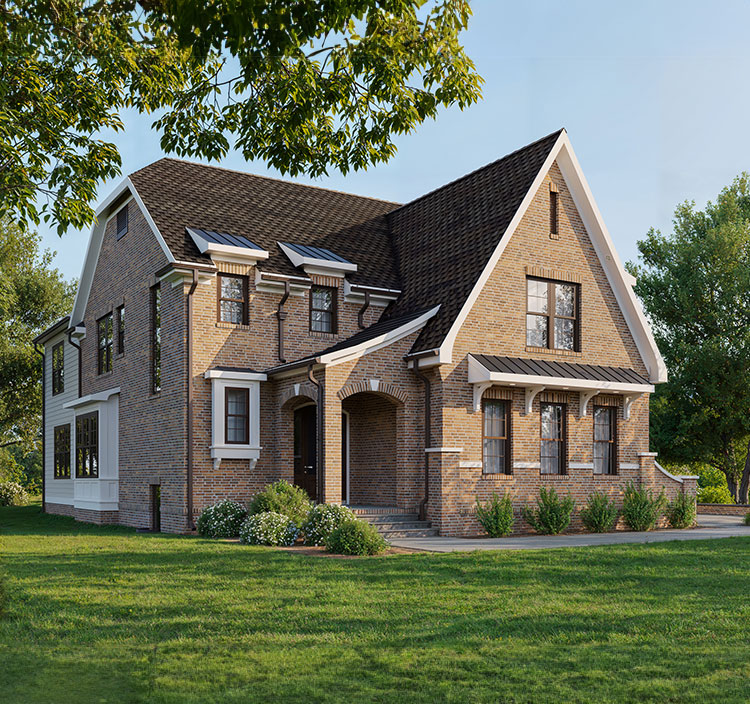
35 129 697 535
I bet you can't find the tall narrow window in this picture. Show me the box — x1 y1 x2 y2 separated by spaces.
541 402 566 475
115 305 125 355
526 278 579 351
75 412 99 478
550 189 559 235
51 341 64 395
218 274 248 324
593 406 617 475
116 205 128 239
310 286 337 333
97 313 113 375
151 285 161 393
483 399 511 475
53 424 71 479
225 388 249 444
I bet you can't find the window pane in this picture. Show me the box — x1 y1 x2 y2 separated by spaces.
227 389 247 415
527 280 548 313
541 404 562 439
221 300 243 324
526 314 548 347
554 318 575 350
483 439 502 474
226 417 247 443
594 408 612 441
312 288 332 311
311 310 332 332
221 276 244 300
555 284 575 317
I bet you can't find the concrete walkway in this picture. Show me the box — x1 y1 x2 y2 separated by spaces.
388 514 750 552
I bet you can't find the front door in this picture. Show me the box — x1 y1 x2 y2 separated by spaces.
293 405 317 501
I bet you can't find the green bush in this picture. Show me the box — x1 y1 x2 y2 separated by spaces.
579 491 618 533
665 492 697 529
475 492 514 537
697 485 734 504
622 482 666 531
196 499 248 538
0 481 29 507
743 512 750 526
239 511 299 546
302 504 355 546
248 480 312 526
522 487 575 535
325 520 388 556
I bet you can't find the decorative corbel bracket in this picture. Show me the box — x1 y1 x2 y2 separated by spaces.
622 393 644 420
524 385 546 415
472 382 493 413
579 389 600 417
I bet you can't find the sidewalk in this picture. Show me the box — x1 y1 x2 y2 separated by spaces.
388 513 750 553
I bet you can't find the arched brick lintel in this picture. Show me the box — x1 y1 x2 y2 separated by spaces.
337 379 407 405
280 383 318 408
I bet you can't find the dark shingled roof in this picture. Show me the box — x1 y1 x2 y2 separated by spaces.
471 354 651 386
129 130 564 356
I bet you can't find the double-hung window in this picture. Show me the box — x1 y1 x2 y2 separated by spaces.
310 286 337 333
75 412 99 478
218 274 248 325
97 313 113 375
540 402 566 475
593 406 617 475
482 399 511 474
526 278 579 351
53 424 71 479
225 388 249 444
51 341 64 395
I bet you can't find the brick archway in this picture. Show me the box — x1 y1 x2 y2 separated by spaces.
280 382 318 408
337 379 407 405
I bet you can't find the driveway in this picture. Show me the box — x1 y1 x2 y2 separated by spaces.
388 513 750 553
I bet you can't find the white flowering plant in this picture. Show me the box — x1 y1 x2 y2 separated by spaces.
0 481 29 507
196 499 248 538
301 504 355 546
239 511 299 546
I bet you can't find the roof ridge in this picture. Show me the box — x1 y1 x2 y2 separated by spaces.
388 128 565 215
131 157 402 208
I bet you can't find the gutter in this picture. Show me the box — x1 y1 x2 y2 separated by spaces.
411 366 432 521
186 269 199 530
33 343 46 513
307 364 324 502
276 279 291 363
357 290 371 329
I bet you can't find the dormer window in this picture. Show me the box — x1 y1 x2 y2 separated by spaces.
310 286 337 334
526 277 579 351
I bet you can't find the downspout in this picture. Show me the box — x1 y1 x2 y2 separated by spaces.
186 269 199 530
276 280 291 363
67 330 82 398
307 364 324 502
357 290 371 329
33 343 46 513
412 365 431 521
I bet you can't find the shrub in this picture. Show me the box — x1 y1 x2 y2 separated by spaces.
239 511 299 546
475 492 514 537
196 499 247 538
302 503 355 546
248 480 312 526
579 491 618 533
665 492 697 529
325 520 388 556
621 482 666 531
744 512 750 527
522 487 575 535
697 485 734 505
0 481 29 507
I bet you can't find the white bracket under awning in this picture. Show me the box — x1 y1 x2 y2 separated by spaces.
622 393 644 420
579 389 600 417
524 385 545 415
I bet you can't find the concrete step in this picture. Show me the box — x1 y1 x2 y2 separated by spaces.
379 527 439 539
356 514 421 524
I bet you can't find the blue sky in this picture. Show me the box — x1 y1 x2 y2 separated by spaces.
40 0 750 281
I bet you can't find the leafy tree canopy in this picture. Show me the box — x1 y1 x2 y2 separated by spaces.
628 174 750 501
1 0 482 234
0 216 76 449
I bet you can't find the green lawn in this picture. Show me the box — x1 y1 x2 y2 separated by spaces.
1 504 749 704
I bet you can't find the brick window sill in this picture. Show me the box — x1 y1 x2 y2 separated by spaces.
539 474 571 480
525 346 582 358
216 321 251 331
481 473 514 480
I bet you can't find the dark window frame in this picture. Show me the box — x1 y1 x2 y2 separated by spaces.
540 402 567 475
53 424 71 479
593 405 617 475
526 277 580 351
482 399 512 475
75 411 99 478
116 205 128 239
116 304 125 355
225 387 250 445
97 312 113 375
309 285 338 334
51 341 65 395
550 189 559 235
217 273 249 325
151 284 161 394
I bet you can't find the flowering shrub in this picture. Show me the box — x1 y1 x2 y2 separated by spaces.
325 519 388 556
239 511 299 546
248 480 312 526
196 499 248 538
302 503 355 545
0 481 29 507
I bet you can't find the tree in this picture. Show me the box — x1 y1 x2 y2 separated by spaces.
1 1 482 234
0 216 76 451
628 174 750 502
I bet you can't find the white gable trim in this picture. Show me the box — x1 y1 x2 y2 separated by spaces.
70 177 175 325
432 131 667 384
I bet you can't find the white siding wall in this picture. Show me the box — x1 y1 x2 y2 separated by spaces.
44 331 77 505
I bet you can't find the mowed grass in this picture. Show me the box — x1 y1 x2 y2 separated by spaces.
1 503 749 704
